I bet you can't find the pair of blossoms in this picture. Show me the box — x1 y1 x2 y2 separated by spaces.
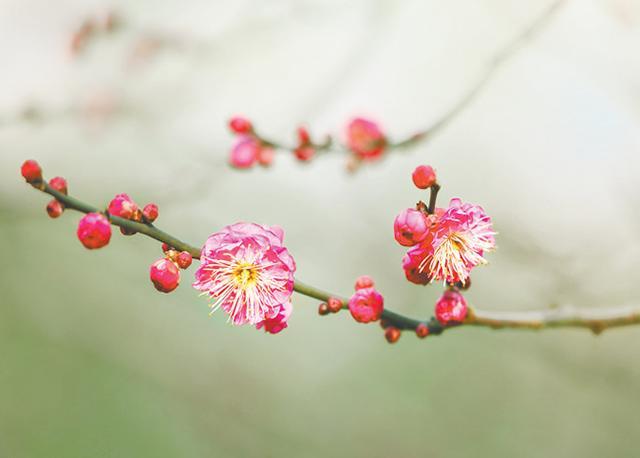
228 116 385 170
22 159 496 340
393 165 496 332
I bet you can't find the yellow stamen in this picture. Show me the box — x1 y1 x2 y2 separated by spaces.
232 261 259 289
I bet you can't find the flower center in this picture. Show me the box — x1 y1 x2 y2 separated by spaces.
423 231 487 283
232 261 259 289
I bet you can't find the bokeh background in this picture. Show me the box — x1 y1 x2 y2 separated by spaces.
2 0 640 456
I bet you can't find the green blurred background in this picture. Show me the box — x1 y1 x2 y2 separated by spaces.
2 0 640 457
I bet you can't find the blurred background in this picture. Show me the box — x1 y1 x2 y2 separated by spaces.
2 0 640 456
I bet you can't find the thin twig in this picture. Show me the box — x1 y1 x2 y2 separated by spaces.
396 0 567 147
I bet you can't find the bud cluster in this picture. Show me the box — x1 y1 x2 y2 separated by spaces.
107 193 159 236
227 116 395 171
149 244 193 293
21 160 195 295
317 296 344 316
21 160 70 219
228 116 275 169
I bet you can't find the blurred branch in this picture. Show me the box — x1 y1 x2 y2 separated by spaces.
469 305 640 335
240 0 566 165
27 174 640 339
393 0 567 147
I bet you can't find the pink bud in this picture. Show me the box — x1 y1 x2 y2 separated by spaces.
415 323 429 338
435 290 468 325
318 302 330 316
346 117 386 161
46 199 64 218
394 208 430 246
229 116 253 134
294 146 315 162
354 275 375 290
402 247 431 285
176 251 192 269
348 287 384 323
108 193 138 220
150 258 180 293
384 327 401 343
142 203 158 222
327 297 343 313
229 136 260 169
21 159 42 182
49 176 68 195
77 213 111 249
412 165 437 189
257 146 275 166
297 126 311 145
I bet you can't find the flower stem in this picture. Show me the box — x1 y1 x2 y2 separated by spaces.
427 184 440 214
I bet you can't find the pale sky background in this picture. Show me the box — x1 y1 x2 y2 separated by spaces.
1 1 640 457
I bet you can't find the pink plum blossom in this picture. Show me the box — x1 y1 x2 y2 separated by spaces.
193 222 296 329
401 198 495 285
422 198 495 284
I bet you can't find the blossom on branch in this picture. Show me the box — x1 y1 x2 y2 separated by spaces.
398 197 495 285
193 223 296 330
421 198 496 284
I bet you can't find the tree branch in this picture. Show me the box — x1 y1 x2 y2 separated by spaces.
28 178 638 337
